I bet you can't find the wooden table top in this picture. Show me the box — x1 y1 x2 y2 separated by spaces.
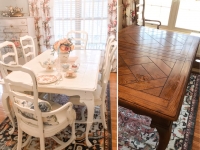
118 25 200 121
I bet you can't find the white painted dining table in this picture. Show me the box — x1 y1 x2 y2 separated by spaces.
3 49 102 147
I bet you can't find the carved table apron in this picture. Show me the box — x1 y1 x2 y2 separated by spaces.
118 25 200 150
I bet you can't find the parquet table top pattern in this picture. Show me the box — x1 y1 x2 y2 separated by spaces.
118 25 200 121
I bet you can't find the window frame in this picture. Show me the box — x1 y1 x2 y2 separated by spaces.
145 0 200 33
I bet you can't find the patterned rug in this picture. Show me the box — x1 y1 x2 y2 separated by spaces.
118 74 200 150
167 74 200 150
0 87 111 150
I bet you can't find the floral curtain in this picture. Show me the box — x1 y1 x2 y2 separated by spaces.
108 0 117 72
108 0 117 38
122 0 135 28
28 0 54 54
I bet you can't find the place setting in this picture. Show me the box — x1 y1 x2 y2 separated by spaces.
36 58 80 85
35 38 82 85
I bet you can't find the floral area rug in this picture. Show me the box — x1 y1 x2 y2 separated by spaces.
118 74 200 150
118 106 160 149
0 87 111 150
167 74 200 150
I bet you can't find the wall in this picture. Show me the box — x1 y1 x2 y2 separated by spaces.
0 0 29 16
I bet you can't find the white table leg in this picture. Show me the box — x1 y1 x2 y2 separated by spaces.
82 100 94 147
1 93 15 134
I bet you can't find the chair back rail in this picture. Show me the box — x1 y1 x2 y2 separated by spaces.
0 41 19 65
1 62 40 118
100 41 117 102
20 35 36 63
67 30 88 50
133 0 161 29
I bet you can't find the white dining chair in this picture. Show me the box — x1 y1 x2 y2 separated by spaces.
99 38 117 85
0 61 76 150
67 30 88 50
20 35 36 63
20 35 51 99
101 36 116 72
69 41 117 129
0 41 19 134
0 41 19 65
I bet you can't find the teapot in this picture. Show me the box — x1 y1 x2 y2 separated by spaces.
39 58 56 71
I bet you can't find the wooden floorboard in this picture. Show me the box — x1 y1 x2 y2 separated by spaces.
110 73 117 150
0 73 117 149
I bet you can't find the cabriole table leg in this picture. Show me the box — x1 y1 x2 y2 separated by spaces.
82 100 94 147
152 121 172 150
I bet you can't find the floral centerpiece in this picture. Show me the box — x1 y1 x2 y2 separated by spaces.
52 38 74 63
52 38 74 54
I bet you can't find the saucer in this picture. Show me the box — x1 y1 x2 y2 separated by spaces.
37 75 58 84
64 72 76 78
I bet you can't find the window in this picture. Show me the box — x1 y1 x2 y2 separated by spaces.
145 0 172 26
145 0 200 32
175 0 200 31
54 0 108 50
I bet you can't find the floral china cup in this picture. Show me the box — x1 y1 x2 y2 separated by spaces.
62 63 70 71
71 63 79 72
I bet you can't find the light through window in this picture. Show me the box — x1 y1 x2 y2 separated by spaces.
54 0 108 50
175 0 200 31
144 0 172 26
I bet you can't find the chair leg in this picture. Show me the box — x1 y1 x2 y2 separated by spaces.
71 122 76 140
53 122 76 150
100 104 107 129
17 126 22 150
81 106 86 121
48 93 52 101
22 135 32 148
40 137 45 150
1 93 15 134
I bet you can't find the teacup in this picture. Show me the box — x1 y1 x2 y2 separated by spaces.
62 63 70 71
71 63 79 72
66 70 75 77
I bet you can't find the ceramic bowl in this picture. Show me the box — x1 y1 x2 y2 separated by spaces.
62 63 70 71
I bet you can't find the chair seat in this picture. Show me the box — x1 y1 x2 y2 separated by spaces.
44 101 76 137
19 100 75 138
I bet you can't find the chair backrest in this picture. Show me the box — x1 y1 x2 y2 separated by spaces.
0 61 44 133
101 36 117 72
133 0 161 29
67 30 88 50
20 35 36 63
100 41 117 101
0 41 19 65
100 36 115 73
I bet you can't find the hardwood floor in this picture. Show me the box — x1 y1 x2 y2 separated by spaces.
0 73 117 149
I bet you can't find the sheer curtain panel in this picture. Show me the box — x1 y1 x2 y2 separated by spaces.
54 0 108 50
